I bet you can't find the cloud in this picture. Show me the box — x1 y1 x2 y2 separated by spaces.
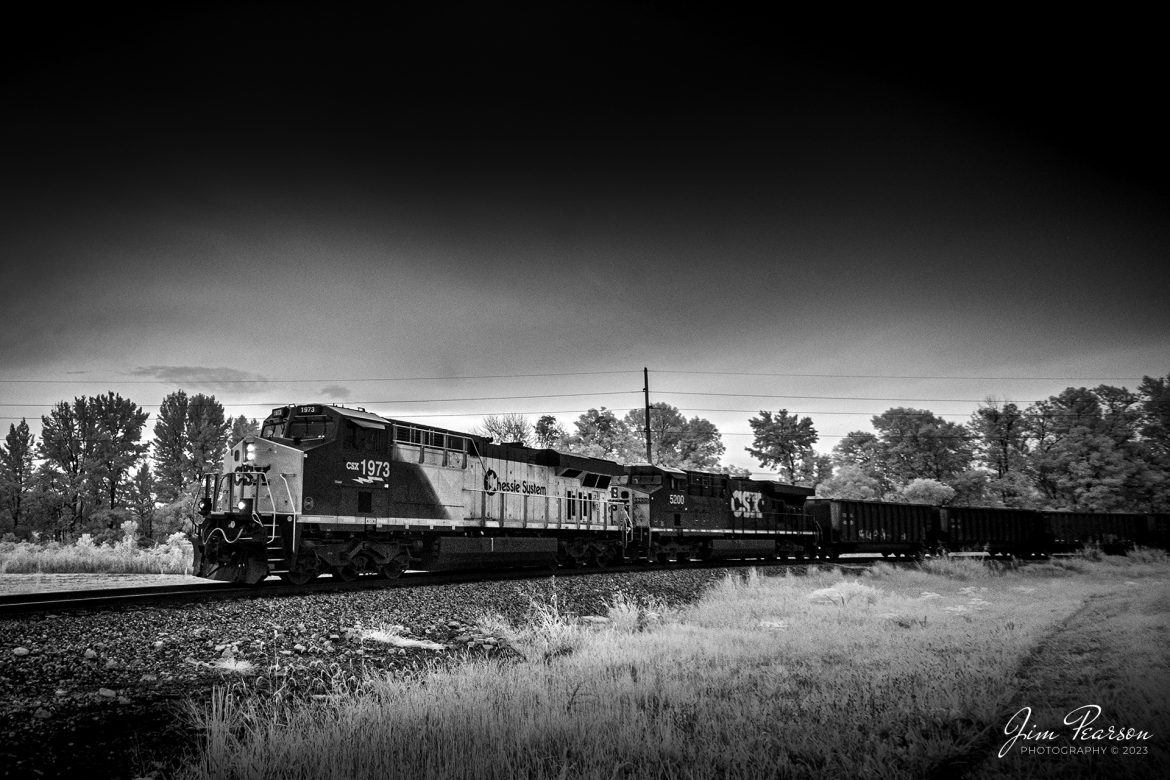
320 384 351 399
130 365 269 393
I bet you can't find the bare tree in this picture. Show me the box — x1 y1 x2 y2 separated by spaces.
477 413 533 445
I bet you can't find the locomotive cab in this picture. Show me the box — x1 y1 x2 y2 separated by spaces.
193 406 316 584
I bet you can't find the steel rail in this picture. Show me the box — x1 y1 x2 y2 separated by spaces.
0 556 927 619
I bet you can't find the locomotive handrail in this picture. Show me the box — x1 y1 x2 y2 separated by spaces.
249 471 297 545
206 524 248 545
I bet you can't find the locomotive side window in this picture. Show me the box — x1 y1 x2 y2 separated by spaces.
345 422 386 452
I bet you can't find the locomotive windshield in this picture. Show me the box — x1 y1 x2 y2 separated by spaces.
285 414 332 441
260 416 286 439
259 405 334 442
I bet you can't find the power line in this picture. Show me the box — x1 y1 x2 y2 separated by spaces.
660 390 990 403
0 391 641 409
1 368 1152 384
0 370 643 384
653 370 1148 381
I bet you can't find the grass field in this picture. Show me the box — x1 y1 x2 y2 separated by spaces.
178 553 1170 779
0 528 193 575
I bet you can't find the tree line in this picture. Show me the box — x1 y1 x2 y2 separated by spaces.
480 373 1170 512
0 391 257 542
3 371 1167 541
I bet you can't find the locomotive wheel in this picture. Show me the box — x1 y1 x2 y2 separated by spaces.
281 569 318 586
281 556 320 586
378 555 409 579
333 566 360 582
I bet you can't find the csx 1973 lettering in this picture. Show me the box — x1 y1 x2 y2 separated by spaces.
347 460 390 478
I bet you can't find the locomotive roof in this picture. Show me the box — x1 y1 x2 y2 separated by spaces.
475 441 626 475
323 405 491 443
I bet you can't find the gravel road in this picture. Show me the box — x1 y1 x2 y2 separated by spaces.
1 568 734 779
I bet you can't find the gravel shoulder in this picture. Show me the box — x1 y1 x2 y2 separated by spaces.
1 569 730 780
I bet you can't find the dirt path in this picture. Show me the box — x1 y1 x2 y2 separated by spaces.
946 580 1170 779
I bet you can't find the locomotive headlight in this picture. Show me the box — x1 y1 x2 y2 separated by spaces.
237 500 249 512
197 498 212 515
244 442 257 463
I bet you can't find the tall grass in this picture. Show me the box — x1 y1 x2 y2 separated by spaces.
0 523 192 575
179 559 1170 779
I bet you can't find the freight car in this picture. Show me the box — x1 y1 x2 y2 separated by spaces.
193 404 818 584
1041 511 1150 555
804 498 933 559
932 506 1048 558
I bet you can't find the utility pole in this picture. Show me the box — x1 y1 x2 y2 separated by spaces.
643 366 653 463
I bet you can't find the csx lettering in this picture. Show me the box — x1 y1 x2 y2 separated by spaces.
732 490 763 519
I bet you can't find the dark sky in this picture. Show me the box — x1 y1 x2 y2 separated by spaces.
2 6 1167 474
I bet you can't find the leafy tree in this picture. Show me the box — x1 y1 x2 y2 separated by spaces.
1023 386 1146 510
815 465 882 500
801 452 835 486
562 407 632 460
89 392 150 511
127 463 157 540
24 462 76 539
723 465 753 478
477 413 533 445
0 420 35 535
187 394 230 486
1138 373 1170 454
229 415 260 448
153 391 230 502
34 394 149 533
623 404 725 470
970 400 1028 478
969 399 1032 506
153 391 190 502
870 407 974 486
831 431 882 474
38 398 98 532
745 410 818 483
889 478 957 505
533 415 566 449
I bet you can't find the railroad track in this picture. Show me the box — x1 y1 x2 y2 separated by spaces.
0 556 915 618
